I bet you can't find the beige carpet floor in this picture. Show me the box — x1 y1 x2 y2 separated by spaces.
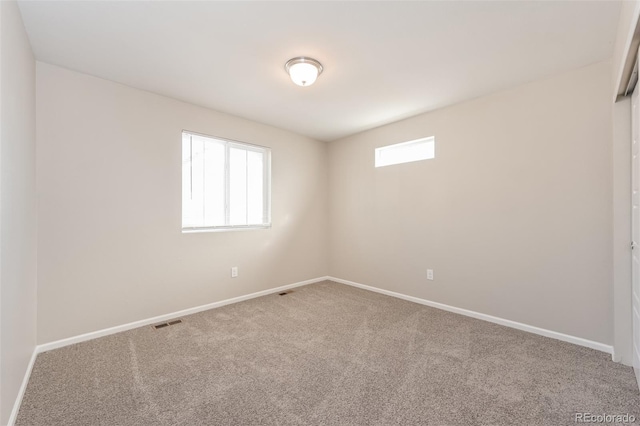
16 281 640 425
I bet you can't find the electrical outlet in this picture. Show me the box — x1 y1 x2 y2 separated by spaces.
427 269 434 280
231 267 238 278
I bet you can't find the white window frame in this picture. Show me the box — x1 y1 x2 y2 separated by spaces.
375 136 435 168
182 131 271 233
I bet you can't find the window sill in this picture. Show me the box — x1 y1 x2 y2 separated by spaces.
182 225 271 234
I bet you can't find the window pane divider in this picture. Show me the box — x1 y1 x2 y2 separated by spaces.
224 142 231 225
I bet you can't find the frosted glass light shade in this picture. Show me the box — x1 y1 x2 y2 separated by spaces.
289 62 318 86
285 57 323 87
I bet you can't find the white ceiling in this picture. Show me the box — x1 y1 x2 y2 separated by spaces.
18 1 621 142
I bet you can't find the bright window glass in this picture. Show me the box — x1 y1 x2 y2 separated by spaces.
375 136 435 167
182 131 270 231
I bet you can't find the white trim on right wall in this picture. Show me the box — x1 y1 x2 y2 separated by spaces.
328 276 614 357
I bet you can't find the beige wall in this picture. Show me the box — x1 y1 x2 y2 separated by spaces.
36 63 328 344
33 56 623 354
0 1 37 424
329 61 614 345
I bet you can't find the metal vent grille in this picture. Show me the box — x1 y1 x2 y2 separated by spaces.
153 319 183 329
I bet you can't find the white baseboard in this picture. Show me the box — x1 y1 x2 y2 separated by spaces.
328 276 614 356
37 276 329 354
8 347 38 426
612 348 620 363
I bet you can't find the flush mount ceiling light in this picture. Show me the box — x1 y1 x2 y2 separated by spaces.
285 57 323 87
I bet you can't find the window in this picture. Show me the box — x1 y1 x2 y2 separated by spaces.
375 136 435 167
182 131 271 231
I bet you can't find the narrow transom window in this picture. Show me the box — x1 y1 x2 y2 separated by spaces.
375 136 435 167
182 131 271 232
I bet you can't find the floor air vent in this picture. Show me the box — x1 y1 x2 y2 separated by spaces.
279 291 293 296
153 319 183 329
